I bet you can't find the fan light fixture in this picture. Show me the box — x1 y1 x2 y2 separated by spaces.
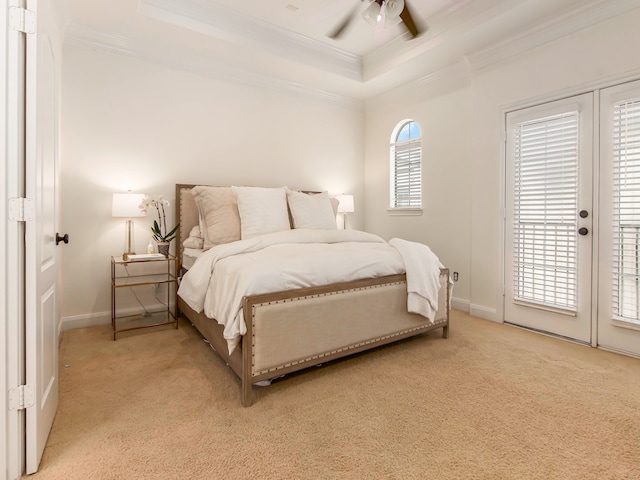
328 0 421 40
362 2 381 26
362 0 405 27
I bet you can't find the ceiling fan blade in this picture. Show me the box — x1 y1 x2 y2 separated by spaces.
328 4 359 39
399 0 424 38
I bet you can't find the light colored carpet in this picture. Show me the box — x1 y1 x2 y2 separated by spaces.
27 310 640 480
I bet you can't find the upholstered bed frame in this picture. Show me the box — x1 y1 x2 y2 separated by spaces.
175 184 450 406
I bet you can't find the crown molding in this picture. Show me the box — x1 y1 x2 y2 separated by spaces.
64 21 364 113
364 60 472 114
465 0 640 72
62 0 639 111
138 0 363 82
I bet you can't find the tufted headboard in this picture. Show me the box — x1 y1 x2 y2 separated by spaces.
175 184 201 274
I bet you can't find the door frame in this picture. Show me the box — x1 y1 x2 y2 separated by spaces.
2 0 28 479
500 70 640 349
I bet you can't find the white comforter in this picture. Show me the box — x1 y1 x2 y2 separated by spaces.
178 229 443 354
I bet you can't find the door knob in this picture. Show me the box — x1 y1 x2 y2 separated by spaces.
578 227 589 236
56 233 69 245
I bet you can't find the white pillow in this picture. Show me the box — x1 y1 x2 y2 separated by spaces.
287 190 337 230
231 186 291 239
189 225 202 238
191 186 241 249
183 236 204 249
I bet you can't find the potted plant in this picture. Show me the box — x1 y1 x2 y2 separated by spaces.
139 194 179 257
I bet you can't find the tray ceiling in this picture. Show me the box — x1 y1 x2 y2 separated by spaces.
60 0 638 105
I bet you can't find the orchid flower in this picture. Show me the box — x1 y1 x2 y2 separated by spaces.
139 194 179 243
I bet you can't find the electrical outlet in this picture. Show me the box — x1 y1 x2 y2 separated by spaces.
453 272 459 282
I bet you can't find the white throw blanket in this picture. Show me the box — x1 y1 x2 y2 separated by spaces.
388 238 445 321
178 229 444 354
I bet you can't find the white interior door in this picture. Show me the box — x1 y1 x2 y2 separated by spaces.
505 93 594 344
598 79 640 357
25 0 60 473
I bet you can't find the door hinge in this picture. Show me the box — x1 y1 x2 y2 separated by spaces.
9 6 36 34
8 385 35 411
8 197 35 222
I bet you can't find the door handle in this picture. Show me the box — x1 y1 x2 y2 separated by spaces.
56 233 69 245
578 227 589 236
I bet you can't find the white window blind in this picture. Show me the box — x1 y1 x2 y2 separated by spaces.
391 121 422 208
612 97 640 325
512 112 579 311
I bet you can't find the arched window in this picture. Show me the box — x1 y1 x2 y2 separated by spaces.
390 120 422 209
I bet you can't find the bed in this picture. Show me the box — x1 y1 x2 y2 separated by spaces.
175 184 451 406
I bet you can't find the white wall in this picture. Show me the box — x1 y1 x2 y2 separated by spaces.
364 8 640 319
60 45 365 326
363 85 473 311
61 8 640 326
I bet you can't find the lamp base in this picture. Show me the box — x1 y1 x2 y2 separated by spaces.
342 213 349 230
122 218 136 261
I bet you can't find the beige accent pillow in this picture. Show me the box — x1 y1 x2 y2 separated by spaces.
232 186 291 239
287 190 337 229
191 186 241 248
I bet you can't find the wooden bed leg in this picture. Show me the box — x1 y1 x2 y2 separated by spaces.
442 324 449 339
241 377 253 407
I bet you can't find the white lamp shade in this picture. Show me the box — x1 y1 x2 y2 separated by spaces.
112 193 146 218
336 194 355 214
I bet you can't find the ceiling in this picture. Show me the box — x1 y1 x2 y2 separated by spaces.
60 0 637 104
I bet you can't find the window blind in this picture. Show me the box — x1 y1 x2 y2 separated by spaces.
392 138 421 208
612 97 640 324
513 112 579 310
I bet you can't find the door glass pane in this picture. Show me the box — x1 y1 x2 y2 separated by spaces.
513 112 579 310
612 97 640 324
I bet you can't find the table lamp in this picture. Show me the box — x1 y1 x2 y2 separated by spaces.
335 194 355 229
112 191 146 260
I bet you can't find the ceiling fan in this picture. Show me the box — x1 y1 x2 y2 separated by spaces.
328 0 424 40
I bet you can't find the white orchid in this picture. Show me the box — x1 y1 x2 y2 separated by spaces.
139 194 178 243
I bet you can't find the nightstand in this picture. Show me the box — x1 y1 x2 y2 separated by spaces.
111 255 178 340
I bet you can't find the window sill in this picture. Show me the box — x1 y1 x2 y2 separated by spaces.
387 208 423 216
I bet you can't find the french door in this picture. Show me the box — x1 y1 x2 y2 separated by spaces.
598 79 640 357
505 83 640 357
505 93 594 343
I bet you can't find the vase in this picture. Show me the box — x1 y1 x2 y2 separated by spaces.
157 242 170 257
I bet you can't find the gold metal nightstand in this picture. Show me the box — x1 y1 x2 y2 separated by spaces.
111 255 178 340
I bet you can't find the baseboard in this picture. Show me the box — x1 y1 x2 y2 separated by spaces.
470 304 499 322
60 304 173 332
451 296 470 313
60 311 111 331
451 297 499 322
